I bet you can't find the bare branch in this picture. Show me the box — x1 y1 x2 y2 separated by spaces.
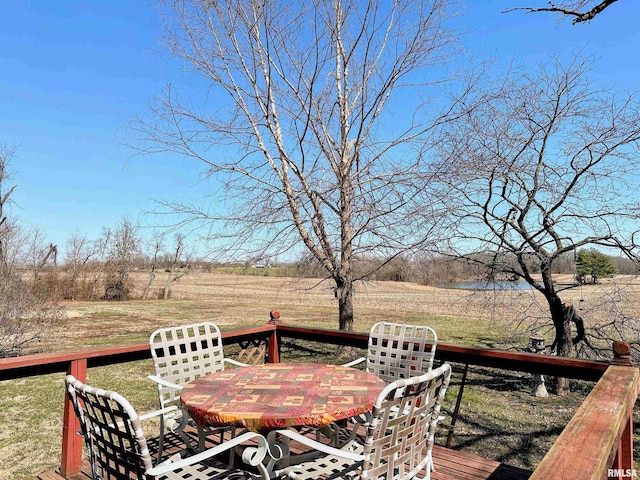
503 0 620 24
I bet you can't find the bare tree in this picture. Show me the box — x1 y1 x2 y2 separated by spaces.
435 56 640 394
63 231 102 300
25 226 57 279
134 0 473 331
102 218 141 301
0 146 60 357
23 228 58 301
0 274 61 357
163 233 186 300
504 1 619 24
142 233 164 300
0 144 18 275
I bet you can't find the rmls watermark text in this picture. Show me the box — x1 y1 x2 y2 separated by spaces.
608 469 637 478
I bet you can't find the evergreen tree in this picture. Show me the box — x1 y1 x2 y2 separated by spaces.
576 249 616 284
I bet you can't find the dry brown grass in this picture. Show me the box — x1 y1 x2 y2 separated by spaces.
42 271 640 353
49 272 495 351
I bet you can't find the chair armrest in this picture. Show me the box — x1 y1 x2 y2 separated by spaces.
146 431 268 477
341 357 366 368
274 429 364 462
138 405 179 423
224 357 249 367
113 406 179 430
147 375 184 391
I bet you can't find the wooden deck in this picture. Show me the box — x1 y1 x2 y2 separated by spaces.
38 430 531 480
432 446 531 480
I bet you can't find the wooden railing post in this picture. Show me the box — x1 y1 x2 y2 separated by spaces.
266 310 282 363
611 417 634 478
610 341 635 479
611 340 633 366
60 358 87 478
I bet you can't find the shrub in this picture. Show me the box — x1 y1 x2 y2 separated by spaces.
0 273 60 357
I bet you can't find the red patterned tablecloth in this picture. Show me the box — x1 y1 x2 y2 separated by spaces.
180 363 387 434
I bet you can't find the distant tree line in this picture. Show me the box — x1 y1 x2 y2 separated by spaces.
295 250 633 286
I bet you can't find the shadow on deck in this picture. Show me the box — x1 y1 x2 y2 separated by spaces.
38 426 531 480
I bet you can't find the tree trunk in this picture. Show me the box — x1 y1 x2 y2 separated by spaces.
336 280 354 332
540 265 573 396
164 237 184 300
334 274 355 358
0 238 7 276
142 266 156 300
549 294 573 395
163 268 172 300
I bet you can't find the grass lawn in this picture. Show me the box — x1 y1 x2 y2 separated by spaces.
2 271 638 479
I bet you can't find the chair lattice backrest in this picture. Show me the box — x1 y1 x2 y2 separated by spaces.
366 322 438 383
237 340 266 366
362 363 452 480
149 322 226 409
65 375 153 480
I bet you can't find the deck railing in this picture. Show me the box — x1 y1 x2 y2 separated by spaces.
0 311 637 480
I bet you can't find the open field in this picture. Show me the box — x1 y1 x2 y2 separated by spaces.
47 271 640 351
3 271 640 479
54 272 515 350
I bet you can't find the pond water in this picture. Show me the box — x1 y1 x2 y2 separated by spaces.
437 280 535 291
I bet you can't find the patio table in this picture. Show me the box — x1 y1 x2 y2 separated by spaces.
180 362 387 434
180 362 387 476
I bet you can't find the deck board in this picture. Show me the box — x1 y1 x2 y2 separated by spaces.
432 445 531 479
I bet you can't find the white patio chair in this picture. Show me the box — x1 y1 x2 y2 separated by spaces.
64 374 269 480
343 321 438 382
273 363 452 480
338 321 439 440
148 322 249 459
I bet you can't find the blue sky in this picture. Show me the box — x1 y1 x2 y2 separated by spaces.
1 1 639 258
